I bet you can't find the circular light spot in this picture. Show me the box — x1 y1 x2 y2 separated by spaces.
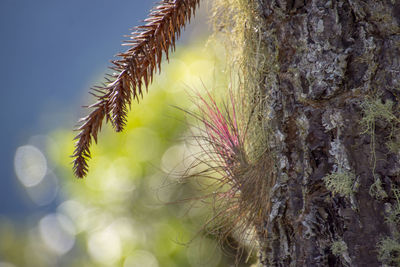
87 226 121 264
161 144 187 176
187 237 221 267
26 172 58 206
110 218 135 243
39 214 75 255
102 158 136 193
57 200 85 233
28 135 57 171
123 250 159 267
14 145 47 187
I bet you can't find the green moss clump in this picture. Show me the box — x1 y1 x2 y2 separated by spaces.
323 171 355 197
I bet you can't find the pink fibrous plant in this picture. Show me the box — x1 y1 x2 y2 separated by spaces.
182 89 275 259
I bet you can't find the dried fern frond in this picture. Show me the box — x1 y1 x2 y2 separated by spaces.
73 0 201 178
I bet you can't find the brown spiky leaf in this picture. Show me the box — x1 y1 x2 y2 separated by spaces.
73 0 201 178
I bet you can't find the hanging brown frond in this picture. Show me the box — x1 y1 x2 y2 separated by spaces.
73 0 201 178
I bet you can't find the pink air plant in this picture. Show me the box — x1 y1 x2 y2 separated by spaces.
189 90 252 214
194 91 247 176
184 89 275 260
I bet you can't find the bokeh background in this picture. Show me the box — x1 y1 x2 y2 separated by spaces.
0 0 244 266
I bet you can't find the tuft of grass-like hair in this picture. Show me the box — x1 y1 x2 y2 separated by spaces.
180 88 275 263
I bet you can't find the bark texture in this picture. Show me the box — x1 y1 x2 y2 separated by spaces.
254 0 400 266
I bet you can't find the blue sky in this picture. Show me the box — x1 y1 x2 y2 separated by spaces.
0 0 156 218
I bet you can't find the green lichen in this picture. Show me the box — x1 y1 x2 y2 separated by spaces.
377 237 400 266
369 178 388 200
360 98 400 199
323 171 355 197
386 139 400 154
331 239 348 256
377 187 400 266
386 187 400 227
360 98 399 156
360 99 397 135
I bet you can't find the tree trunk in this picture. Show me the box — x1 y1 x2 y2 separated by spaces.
253 0 400 266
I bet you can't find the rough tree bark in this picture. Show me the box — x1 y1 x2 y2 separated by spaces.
252 0 400 266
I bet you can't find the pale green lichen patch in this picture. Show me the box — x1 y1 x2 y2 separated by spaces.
331 238 352 265
331 239 348 256
377 237 400 266
360 98 399 154
323 171 355 197
386 139 400 154
360 98 400 199
386 187 400 227
360 99 398 135
377 187 400 266
369 178 388 200
361 98 400 153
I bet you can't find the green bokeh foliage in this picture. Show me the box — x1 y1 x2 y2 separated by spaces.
0 39 239 267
